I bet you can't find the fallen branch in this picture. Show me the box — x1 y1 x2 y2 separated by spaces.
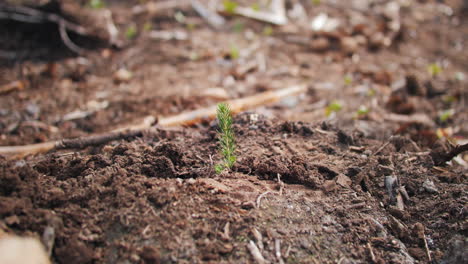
0 84 307 158
0 3 88 54
430 143 468 166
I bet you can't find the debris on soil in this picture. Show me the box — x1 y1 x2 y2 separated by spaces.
0 0 467 263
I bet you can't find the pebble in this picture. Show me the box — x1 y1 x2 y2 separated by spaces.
422 179 438 193
340 36 359 54
113 68 133 83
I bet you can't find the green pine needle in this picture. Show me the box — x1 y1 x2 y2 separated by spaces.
215 103 237 173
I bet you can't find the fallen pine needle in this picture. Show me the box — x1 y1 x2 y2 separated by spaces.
0 84 307 159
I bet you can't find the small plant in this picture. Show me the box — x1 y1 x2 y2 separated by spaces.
344 74 353 86
232 21 245 33
311 0 321 4
215 103 236 173
229 45 240 60
262 25 273 36
325 100 343 116
354 105 370 119
89 0 105 9
251 3 260 11
442 95 456 104
427 63 442 77
125 25 137 39
223 0 238 14
439 109 454 122
143 22 152 31
367 88 376 97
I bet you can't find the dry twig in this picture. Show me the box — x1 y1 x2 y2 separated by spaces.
430 143 468 166
247 240 266 264
256 191 271 208
0 3 89 54
191 0 225 28
225 0 287 25
0 84 307 158
421 226 432 262
275 239 284 264
367 242 376 263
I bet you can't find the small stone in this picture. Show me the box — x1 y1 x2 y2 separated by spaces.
322 180 337 192
113 68 133 83
139 246 160 263
198 178 230 193
336 174 352 188
408 247 426 261
0 236 51 264
340 36 359 54
217 242 233 254
422 179 438 193
25 103 40 118
241 201 255 210
310 37 330 51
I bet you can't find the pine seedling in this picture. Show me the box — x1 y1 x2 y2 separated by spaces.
215 103 236 173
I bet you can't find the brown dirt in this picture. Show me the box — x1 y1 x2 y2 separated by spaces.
1 0 467 263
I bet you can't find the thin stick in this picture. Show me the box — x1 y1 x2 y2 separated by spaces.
275 239 284 264
247 240 266 264
251 228 263 251
58 21 85 54
430 143 468 166
0 130 143 159
367 242 376 263
191 0 225 28
0 4 87 35
0 3 90 54
373 136 393 156
422 227 432 262
256 191 271 208
0 85 307 158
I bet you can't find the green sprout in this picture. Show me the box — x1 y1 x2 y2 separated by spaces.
311 0 321 4
344 74 353 86
367 88 376 97
442 95 456 104
251 3 260 11
215 103 237 173
232 21 245 33
262 25 273 36
89 0 105 9
143 22 152 31
229 45 240 60
325 100 343 116
223 0 238 14
125 25 137 39
427 63 442 77
354 105 370 119
439 109 454 122
186 23 196 31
